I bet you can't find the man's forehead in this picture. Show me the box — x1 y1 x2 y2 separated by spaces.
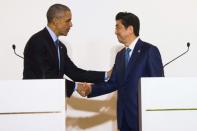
64 11 72 17
60 11 72 20
116 20 123 26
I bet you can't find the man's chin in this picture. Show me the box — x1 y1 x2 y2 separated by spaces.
62 32 69 36
118 39 122 43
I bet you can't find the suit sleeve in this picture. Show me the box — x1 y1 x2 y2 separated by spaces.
88 74 117 98
62 46 105 83
147 46 164 77
66 80 75 97
88 54 119 97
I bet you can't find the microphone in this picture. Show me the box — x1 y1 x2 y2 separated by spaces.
163 42 190 68
12 44 24 59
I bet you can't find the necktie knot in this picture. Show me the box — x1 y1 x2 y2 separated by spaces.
55 39 59 44
126 48 131 54
55 39 60 49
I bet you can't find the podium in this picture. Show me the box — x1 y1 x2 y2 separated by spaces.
139 77 197 131
0 79 65 131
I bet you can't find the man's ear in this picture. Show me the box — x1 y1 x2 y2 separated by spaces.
52 18 59 26
128 25 134 34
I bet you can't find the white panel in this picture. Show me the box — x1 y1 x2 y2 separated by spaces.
0 113 65 131
0 79 65 113
0 79 65 131
140 77 197 131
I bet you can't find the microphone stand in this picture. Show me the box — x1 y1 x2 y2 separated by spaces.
163 42 190 68
12 44 24 59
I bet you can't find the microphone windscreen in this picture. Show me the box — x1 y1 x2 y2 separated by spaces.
12 44 16 50
187 42 190 48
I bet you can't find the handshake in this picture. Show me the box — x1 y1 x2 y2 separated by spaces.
76 83 92 97
76 68 113 97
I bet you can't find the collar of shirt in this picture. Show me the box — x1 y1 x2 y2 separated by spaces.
125 36 140 57
46 26 58 42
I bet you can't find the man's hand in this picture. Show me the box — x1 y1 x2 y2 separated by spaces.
77 83 92 97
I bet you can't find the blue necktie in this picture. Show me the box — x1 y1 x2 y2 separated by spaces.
55 39 61 70
125 48 131 68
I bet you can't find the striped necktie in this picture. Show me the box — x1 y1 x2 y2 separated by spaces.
125 48 131 68
55 39 61 70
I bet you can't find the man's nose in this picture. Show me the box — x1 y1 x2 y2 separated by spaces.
70 22 73 27
115 30 118 35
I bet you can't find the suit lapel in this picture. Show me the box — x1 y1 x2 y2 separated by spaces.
118 49 127 81
125 39 143 78
43 28 59 69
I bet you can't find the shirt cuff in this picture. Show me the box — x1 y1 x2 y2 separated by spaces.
74 83 77 91
104 72 109 82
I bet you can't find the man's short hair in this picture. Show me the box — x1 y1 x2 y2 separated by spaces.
116 12 140 36
47 4 70 23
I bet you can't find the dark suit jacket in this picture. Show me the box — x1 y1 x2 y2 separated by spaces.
23 28 105 97
88 39 164 130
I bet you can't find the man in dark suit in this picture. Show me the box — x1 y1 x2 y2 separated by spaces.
23 4 111 97
80 12 164 131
